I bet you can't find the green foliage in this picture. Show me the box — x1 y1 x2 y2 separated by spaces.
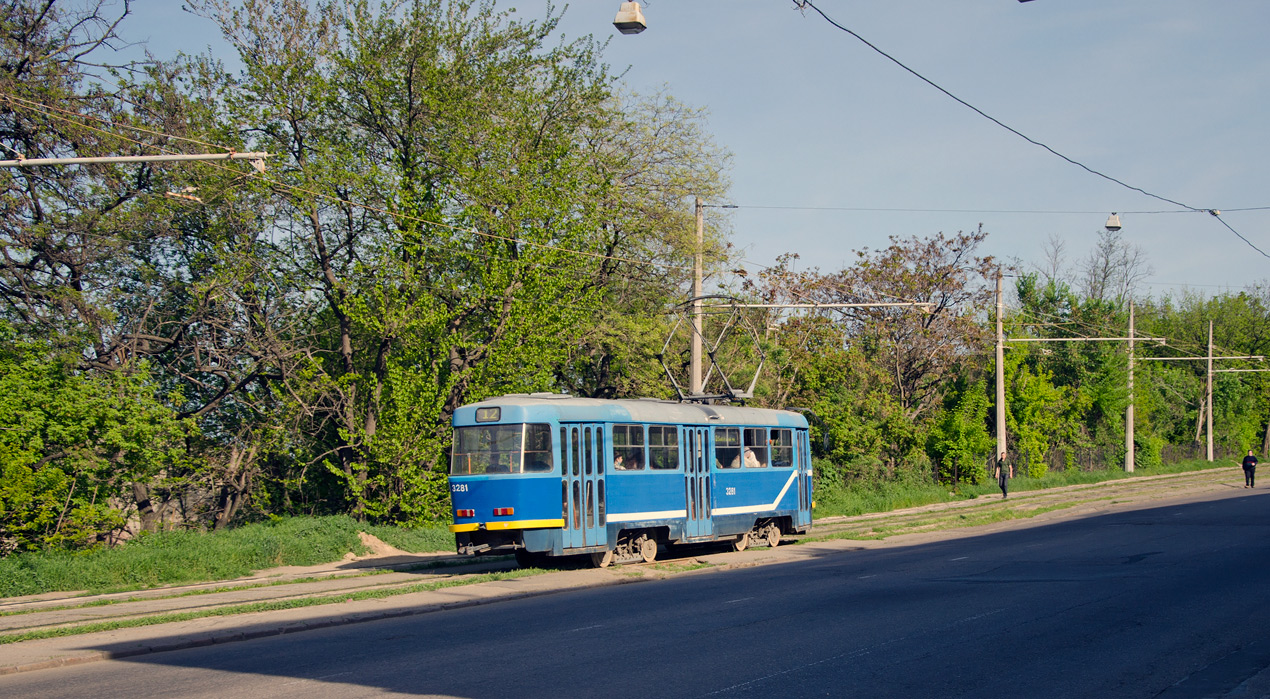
0 327 190 553
927 383 994 485
1004 348 1068 478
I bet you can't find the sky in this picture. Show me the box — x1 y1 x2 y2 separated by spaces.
117 0 1270 299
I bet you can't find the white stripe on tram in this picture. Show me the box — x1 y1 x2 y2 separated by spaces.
608 509 688 523
712 471 799 516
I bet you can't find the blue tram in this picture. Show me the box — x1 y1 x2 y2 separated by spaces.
448 393 813 567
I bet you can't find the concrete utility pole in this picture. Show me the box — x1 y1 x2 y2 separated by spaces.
1126 301 1135 472
690 197 705 396
995 269 1007 458
1141 346 1266 462
1208 321 1214 462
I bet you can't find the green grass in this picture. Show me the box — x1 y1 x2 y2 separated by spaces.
0 516 452 600
0 459 1229 601
812 458 1225 520
0 568 543 645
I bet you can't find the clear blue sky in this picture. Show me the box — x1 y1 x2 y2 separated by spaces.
120 0 1270 298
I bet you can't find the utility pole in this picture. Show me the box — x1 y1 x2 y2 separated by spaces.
995 269 1006 458
1141 347 1265 462
690 197 705 396
1126 301 1135 472
1207 320 1214 462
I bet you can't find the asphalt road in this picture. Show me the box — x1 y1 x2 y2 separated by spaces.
4 486 1270 698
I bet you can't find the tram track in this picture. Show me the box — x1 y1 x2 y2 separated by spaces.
0 467 1237 644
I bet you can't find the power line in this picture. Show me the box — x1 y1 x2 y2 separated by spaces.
790 0 1270 260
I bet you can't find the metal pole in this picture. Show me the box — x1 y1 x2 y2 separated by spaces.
690 197 704 396
1126 301 1135 472
720 302 935 310
0 152 270 168
995 269 1006 457
1207 320 1214 462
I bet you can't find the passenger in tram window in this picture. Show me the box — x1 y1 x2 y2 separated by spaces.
627 451 644 469
613 454 625 470
743 448 762 468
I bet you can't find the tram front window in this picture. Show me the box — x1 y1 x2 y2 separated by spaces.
451 424 554 475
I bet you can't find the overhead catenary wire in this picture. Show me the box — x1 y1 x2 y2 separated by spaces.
789 0 1270 260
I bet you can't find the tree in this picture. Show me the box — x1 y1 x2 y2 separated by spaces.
1078 228 1152 306
818 228 996 421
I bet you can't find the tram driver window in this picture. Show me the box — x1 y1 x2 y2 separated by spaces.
613 424 645 470
743 427 769 467
715 428 741 469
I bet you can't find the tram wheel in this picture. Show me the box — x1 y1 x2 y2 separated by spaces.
591 549 614 568
732 532 749 552
639 536 658 563
766 525 781 548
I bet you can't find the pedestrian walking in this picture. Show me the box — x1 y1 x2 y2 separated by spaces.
994 451 1013 499
1241 450 1258 488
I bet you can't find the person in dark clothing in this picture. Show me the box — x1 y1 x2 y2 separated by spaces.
1241 450 1258 488
994 451 1013 499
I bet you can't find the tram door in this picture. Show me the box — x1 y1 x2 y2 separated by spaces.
683 426 713 539
561 424 606 550
795 429 812 529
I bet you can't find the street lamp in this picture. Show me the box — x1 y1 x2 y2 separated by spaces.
1105 212 1122 232
613 2 647 35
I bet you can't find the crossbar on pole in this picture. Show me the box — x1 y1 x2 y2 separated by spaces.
0 152 270 168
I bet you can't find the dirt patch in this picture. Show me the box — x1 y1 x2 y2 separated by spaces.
356 531 409 559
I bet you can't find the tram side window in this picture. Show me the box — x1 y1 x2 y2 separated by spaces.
648 426 679 470
612 424 645 470
743 427 769 467
523 424 554 472
770 428 793 469
715 427 741 469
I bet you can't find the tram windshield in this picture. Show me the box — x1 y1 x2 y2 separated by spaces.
451 423 554 475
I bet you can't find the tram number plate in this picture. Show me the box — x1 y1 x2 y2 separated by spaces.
451 483 468 493
725 487 736 496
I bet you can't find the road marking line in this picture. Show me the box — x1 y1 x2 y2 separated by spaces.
725 597 754 604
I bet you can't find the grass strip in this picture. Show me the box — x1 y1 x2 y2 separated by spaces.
802 501 1079 543
0 568 543 646
0 571 404 618
811 459 1226 520
0 516 455 599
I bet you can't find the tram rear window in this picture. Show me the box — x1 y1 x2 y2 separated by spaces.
451 424 554 475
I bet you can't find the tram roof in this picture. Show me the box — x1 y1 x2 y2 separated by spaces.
453 394 809 428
